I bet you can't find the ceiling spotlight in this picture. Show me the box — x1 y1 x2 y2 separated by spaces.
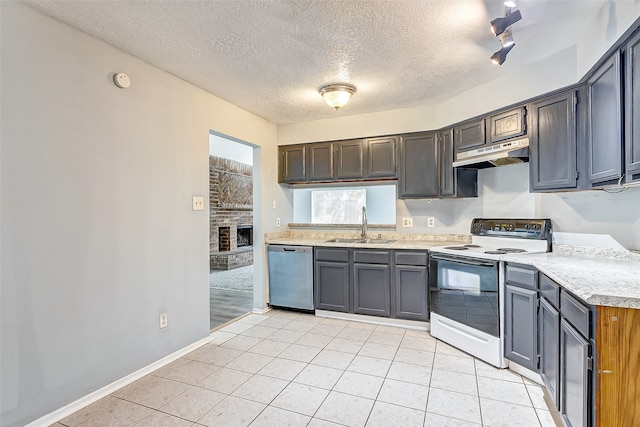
491 44 515 65
504 1 516 7
490 9 522 36
499 28 515 48
318 83 357 110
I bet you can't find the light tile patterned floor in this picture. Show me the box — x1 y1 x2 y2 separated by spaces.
52 310 561 427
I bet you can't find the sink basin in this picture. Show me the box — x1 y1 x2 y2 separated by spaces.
324 238 395 244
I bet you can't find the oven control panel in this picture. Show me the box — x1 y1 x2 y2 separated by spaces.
471 218 552 241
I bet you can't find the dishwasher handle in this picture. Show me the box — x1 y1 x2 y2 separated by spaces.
268 245 312 254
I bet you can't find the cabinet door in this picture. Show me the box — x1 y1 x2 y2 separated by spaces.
315 261 349 312
353 263 390 317
489 107 526 144
335 140 365 180
439 129 479 198
626 31 640 183
560 319 591 427
398 132 439 198
530 90 578 191
307 142 334 181
279 145 306 183
587 52 623 185
504 284 538 371
365 137 397 178
394 265 428 320
454 118 486 152
539 297 560 409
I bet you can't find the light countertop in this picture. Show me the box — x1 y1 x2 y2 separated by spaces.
503 246 640 309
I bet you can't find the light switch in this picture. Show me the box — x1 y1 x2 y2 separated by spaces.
272 200 277 209
192 196 205 211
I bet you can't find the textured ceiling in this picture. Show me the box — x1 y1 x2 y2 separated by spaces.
27 0 607 125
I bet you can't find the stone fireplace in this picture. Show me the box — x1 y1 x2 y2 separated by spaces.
209 156 253 270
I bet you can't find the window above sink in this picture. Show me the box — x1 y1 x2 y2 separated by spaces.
292 185 396 225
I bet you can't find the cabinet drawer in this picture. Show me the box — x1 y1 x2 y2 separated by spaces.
540 274 560 309
353 250 390 264
505 264 538 290
395 251 428 266
315 248 349 262
561 291 591 338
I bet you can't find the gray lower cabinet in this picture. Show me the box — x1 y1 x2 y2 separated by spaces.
529 89 579 191
394 265 428 320
398 132 440 198
539 297 560 408
314 248 350 312
560 318 591 427
353 263 391 317
504 284 538 371
587 51 623 186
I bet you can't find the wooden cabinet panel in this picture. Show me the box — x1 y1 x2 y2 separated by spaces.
398 132 439 198
365 136 396 178
595 306 640 427
625 31 640 183
529 90 579 191
307 142 334 181
454 118 486 152
489 107 526 144
587 52 623 186
335 140 365 180
278 145 306 183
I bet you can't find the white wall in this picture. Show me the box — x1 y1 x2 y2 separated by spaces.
0 3 278 426
209 133 254 165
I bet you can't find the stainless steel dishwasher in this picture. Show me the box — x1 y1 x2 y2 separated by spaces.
268 245 314 311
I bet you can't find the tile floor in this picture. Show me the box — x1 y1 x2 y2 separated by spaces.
52 309 561 427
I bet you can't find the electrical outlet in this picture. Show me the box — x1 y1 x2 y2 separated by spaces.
402 217 414 228
276 217 281 227
192 196 204 211
159 313 168 329
427 217 436 228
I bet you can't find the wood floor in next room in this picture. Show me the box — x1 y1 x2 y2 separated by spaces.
51 309 562 427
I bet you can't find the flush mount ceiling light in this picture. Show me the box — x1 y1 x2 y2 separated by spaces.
491 43 515 65
318 83 357 110
490 9 522 36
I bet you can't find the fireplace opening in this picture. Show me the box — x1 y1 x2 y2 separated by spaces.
237 225 253 248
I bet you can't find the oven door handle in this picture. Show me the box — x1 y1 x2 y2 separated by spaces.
430 254 497 267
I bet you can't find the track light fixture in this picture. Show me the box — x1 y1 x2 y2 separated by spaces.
490 9 521 36
491 44 515 65
499 28 515 48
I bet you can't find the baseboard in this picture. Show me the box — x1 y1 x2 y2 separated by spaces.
314 309 429 331
26 335 212 427
508 360 544 385
252 306 272 315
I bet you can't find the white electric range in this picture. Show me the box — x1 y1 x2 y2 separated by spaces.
428 218 552 368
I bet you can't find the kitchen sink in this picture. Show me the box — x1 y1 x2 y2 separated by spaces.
324 238 395 244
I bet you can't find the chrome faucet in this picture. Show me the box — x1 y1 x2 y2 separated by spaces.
361 206 368 239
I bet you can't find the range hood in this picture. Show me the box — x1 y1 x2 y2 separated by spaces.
452 138 529 169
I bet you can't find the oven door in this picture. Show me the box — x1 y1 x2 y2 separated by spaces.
429 253 500 337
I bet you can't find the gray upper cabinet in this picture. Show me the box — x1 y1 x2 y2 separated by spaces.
454 118 486 152
365 136 397 178
335 139 365 180
278 144 306 183
307 142 334 182
625 30 640 183
439 129 478 198
529 90 579 191
587 52 623 186
489 107 526 144
398 132 440 198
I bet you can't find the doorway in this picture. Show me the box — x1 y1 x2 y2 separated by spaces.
209 132 256 330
